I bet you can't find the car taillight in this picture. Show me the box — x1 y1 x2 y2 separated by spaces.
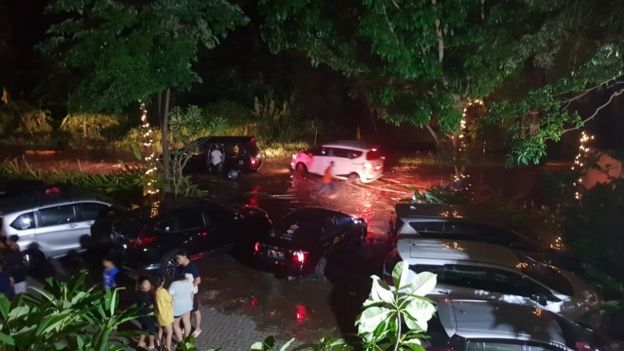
575 342 593 351
374 164 382 170
293 250 308 264
254 242 262 253
128 226 156 248
292 154 297 160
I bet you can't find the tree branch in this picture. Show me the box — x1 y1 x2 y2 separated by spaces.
560 79 624 106
432 0 443 63
559 87 624 135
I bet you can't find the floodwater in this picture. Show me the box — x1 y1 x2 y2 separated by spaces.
189 161 450 341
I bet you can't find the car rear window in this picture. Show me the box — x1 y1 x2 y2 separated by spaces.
366 149 383 160
409 222 444 234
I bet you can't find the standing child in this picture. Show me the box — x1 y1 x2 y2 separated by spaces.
136 276 157 350
176 250 202 337
153 275 174 351
102 257 119 289
168 273 194 342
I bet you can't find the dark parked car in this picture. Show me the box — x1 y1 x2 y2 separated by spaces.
111 198 271 276
253 207 367 278
184 136 263 174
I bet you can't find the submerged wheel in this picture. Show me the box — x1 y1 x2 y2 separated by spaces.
295 163 308 175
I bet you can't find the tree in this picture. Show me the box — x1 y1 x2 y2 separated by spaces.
40 0 248 184
258 0 624 164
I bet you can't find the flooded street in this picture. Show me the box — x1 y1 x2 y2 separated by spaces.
187 159 451 341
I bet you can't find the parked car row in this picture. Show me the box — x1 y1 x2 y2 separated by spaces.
0 173 612 351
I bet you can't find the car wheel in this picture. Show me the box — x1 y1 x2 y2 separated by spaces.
295 162 308 175
22 248 45 272
160 250 179 280
348 172 361 183
312 257 327 279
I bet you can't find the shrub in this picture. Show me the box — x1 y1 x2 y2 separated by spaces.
0 272 142 351
59 113 121 140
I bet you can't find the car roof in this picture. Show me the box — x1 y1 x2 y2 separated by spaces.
0 190 114 214
437 299 571 350
397 238 520 270
394 202 509 227
196 136 256 144
321 140 376 151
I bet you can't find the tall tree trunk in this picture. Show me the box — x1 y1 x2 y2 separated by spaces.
161 88 171 186
157 91 163 121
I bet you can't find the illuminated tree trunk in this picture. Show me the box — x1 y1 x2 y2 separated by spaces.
161 88 171 186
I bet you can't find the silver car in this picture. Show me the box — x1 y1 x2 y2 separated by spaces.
428 299 608 351
0 190 118 258
384 238 601 326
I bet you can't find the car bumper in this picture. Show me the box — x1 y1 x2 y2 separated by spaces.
252 253 311 277
110 244 163 272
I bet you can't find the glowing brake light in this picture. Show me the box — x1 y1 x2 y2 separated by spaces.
293 250 308 264
292 154 297 160
128 225 157 249
254 242 261 253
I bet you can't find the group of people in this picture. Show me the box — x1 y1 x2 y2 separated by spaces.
102 251 202 351
0 235 28 299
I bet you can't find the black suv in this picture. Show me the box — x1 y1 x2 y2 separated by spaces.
111 198 271 276
253 207 367 278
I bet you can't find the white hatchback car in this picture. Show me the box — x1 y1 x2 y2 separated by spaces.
291 140 384 183
383 238 601 326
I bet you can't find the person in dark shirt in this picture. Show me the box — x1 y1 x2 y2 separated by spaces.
136 276 157 350
175 250 202 337
0 260 15 299
5 236 27 294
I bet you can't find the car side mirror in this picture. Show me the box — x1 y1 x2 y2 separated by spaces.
531 293 548 306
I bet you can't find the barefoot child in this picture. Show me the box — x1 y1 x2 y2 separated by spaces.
136 276 157 350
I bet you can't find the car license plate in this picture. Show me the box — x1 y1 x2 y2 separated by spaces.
267 249 284 259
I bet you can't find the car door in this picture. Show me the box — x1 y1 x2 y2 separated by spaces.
328 148 350 177
175 210 211 255
75 202 111 237
35 204 85 257
487 268 562 312
308 147 330 175
204 204 239 247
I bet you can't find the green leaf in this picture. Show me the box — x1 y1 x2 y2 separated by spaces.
278 338 295 351
8 305 30 320
407 272 437 296
355 305 392 335
370 275 395 304
404 298 436 332
0 295 10 320
0 331 15 346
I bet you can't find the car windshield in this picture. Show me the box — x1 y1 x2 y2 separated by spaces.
519 261 574 296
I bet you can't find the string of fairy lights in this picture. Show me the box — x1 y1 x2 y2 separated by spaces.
451 99 485 185
571 130 594 200
139 102 160 197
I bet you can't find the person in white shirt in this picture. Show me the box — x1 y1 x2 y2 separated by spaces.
168 273 194 342
210 146 223 173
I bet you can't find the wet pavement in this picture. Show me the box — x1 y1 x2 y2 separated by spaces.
183 159 452 345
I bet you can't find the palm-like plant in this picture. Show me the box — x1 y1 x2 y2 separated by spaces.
0 272 142 351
